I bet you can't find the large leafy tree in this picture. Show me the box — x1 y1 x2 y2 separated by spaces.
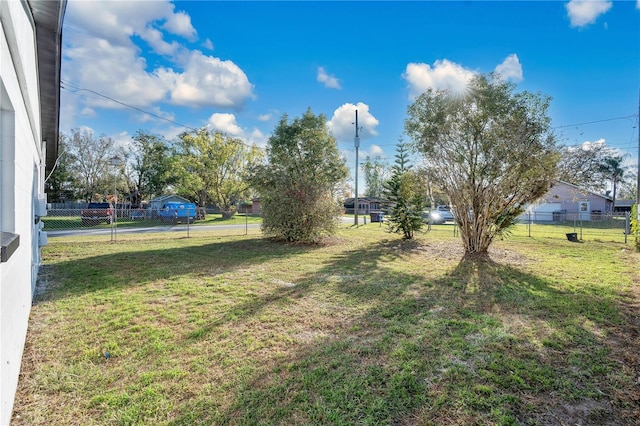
45 134 80 202
617 169 637 201
362 156 388 198
405 73 559 255
62 128 119 202
129 130 174 206
173 128 262 218
558 141 629 197
250 109 348 243
600 154 628 210
382 143 425 240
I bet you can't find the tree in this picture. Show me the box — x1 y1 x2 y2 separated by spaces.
617 169 637 201
250 109 348 243
45 134 80 202
558 141 629 197
173 128 262 218
62 128 119 202
382 143 425 240
362 156 388 198
129 131 174 206
599 154 628 210
405 73 559 256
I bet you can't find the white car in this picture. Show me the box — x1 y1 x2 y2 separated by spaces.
428 205 454 224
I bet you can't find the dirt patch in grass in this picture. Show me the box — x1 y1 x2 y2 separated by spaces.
534 399 624 426
410 240 529 268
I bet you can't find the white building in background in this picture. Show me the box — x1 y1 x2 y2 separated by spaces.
520 180 614 222
0 1 65 423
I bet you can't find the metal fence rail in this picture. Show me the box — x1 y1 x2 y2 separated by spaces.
516 211 632 243
43 209 633 245
43 209 261 241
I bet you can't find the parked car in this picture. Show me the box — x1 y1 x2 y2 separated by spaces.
80 202 112 226
427 205 454 224
157 202 197 224
129 208 147 220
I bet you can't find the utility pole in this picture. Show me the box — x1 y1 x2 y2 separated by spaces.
636 90 639 237
354 110 360 226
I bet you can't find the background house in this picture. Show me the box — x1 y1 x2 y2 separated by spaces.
520 181 613 222
0 1 65 422
149 194 192 211
344 197 383 215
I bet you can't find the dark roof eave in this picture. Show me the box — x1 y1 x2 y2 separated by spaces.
28 0 66 173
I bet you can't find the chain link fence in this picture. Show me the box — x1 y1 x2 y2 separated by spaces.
418 211 632 244
43 208 263 241
515 211 632 243
43 207 632 245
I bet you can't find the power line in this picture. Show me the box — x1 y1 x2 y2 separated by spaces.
60 79 266 152
553 114 638 129
61 80 199 132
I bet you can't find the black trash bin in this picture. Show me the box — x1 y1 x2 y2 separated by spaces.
566 232 579 242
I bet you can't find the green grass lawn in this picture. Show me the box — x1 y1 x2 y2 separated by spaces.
13 225 640 425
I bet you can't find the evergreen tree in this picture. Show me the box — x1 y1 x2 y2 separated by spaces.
383 143 425 240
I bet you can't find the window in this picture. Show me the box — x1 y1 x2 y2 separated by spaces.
1 80 19 262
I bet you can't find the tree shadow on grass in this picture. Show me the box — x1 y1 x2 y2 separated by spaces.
34 237 321 303
176 243 638 426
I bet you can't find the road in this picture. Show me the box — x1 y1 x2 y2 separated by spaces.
47 223 261 237
47 216 363 238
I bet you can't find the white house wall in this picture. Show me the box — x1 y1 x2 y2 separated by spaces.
539 182 611 215
0 1 46 423
519 182 612 223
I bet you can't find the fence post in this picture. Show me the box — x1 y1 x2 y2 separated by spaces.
625 212 630 244
580 218 583 241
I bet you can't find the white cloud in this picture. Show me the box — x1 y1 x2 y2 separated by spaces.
402 59 475 99
164 50 254 108
160 125 189 141
327 102 379 142
637 0 640 9
566 0 612 28
207 113 268 147
368 145 385 157
403 56 526 98
317 67 342 90
258 113 273 122
202 38 214 50
63 37 168 108
62 0 254 121
208 113 244 136
139 27 181 56
65 0 178 46
247 128 268 147
580 138 606 151
494 54 523 82
80 107 96 118
163 10 197 41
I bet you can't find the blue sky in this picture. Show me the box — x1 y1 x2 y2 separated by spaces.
60 0 640 190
